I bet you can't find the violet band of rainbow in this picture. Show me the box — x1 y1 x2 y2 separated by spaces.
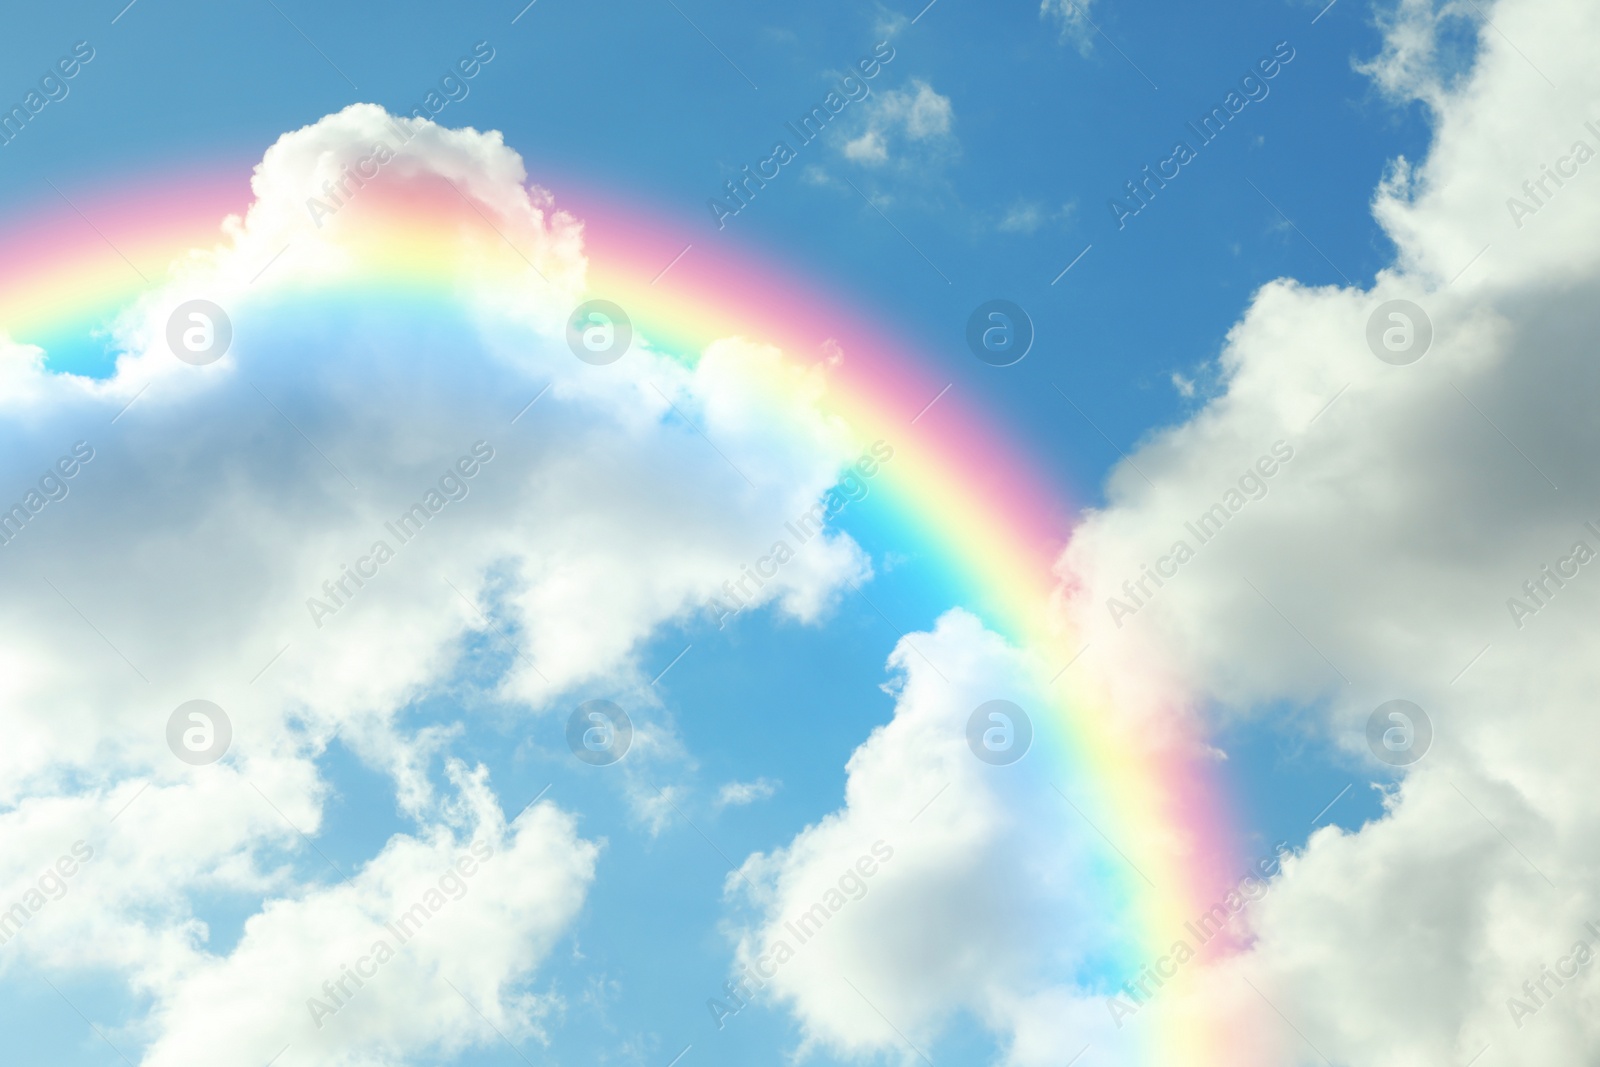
0 167 1246 1063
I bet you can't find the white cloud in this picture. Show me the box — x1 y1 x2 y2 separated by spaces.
724 0 1600 1063
1040 0 1097 53
1356 0 1484 111
998 202 1048 233
723 611 1120 1066
842 80 956 168
996 199 1076 234
1044 0 1600 1062
14 0 1595 1056
0 103 881 1064
716 778 779 807
992 203 1043 231
139 762 596 1067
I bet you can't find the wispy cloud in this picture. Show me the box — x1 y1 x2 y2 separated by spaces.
1039 0 1097 54
996 199 1077 235
716 777 780 807
842 79 956 168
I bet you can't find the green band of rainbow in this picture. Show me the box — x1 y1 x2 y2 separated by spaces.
0 164 1244 1063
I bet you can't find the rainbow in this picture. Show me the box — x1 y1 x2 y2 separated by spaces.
0 149 1246 1062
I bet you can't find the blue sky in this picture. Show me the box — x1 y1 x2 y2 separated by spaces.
1 0 1425 470
5 0 1560 1065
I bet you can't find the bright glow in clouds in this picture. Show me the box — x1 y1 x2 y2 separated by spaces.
1040 0 1099 53
841 79 957 167
708 0 1600 1064
1051 0 1600 1062
726 611 1120 1066
0 103 878 1065
0 97 1247 1066
11 0 1594 1051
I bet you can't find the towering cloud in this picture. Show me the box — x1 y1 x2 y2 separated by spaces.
0 103 872 1065
1056 0 1600 1062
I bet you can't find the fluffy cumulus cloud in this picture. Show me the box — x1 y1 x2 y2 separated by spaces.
722 611 1123 1066
841 79 957 168
140 764 596 1067
0 103 874 1064
1040 0 1098 53
1052 0 1600 1062
736 0 1600 1063
9 0 1597 1058
716 777 779 808
997 199 1076 235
